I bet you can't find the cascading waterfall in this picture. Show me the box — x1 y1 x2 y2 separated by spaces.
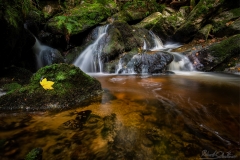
168 52 194 71
149 31 164 51
24 23 62 70
73 25 109 73
32 38 50 69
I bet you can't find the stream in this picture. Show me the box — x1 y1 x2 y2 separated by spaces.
0 72 239 159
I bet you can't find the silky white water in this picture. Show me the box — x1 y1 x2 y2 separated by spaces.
73 25 109 73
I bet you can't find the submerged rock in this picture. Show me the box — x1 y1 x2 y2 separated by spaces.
0 64 102 111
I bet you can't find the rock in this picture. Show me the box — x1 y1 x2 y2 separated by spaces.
188 34 240 71
45 2 113 36
111 10 147 23
0 64 102 111
210 8 240 37
173 0 226 43
25 148 43 160
134 12 163 30
125 51 173 73
194 24 213 40
42 3 63 19
61 110 92 130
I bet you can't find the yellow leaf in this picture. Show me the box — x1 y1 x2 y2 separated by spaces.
40 78 54 90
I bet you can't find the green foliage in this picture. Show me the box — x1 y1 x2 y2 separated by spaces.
3 83 22 94
0 0 39 28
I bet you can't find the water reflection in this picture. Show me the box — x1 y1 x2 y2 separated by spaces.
0 72 239 159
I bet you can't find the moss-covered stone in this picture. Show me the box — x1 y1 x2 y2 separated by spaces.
194 24 213 40
134 12 163 30
189 34 240 71
0 64 102 111
46 2 113 36
211 8 240 36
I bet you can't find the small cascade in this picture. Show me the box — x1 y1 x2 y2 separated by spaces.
143 40 147 50
168 52 194 71
32 38 50 69
73 25 109 73
115 58 123 74
25 24 63 70
149 31 164 51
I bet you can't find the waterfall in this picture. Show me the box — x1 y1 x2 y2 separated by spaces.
73 25 109 73
32 38 50 69
24 23 63 70
168 52 194 71
149 31 164 51
143 40 147 50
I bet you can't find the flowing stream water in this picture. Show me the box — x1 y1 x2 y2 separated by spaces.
0 72 239 159
1 27 239 159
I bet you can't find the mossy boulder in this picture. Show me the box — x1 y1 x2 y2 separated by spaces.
0 64 102 111
194 24 213 40
210 8 240 37
111 10 147 23
45 2 113 36
188 34 240 71
152 11 185 41
134 12 163 30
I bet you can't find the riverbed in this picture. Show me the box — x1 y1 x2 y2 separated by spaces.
0 72 239 159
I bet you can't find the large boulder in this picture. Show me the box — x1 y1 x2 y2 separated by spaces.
210 8 240 37
117 51 174 74
45 2 114 36
188 34 240 71
134 7 189 41
0 64 102 111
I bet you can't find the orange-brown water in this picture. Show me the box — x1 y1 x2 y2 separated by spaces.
0 72 239 160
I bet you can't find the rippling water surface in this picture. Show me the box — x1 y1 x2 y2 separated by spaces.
0 72 239 160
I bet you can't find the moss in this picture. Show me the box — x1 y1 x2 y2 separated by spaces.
3 83 22 94
209 34 240 58
47 2 112 35
212 8 240 33
25 148 42 160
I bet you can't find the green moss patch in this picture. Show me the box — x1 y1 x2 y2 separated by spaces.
46 2 112 36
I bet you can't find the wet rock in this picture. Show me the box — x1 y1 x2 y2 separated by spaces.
142 137 154 147
101 113 118 142
125 51 173 73
61 110 92 130
146 128 165 142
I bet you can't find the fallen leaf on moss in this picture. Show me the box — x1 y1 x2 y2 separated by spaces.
40 78 54 90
